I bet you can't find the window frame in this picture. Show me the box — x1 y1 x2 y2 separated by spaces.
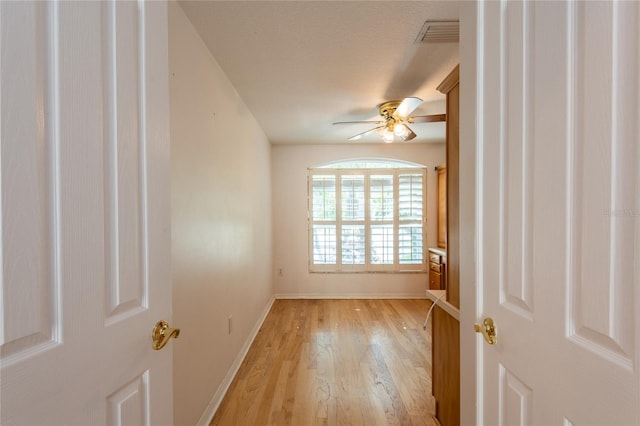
308 165 427 273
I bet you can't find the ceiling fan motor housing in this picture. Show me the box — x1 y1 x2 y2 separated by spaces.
377 100 403 119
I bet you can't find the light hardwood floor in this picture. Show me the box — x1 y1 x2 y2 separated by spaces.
210 299 439 426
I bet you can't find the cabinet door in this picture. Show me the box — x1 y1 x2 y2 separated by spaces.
432 306 460 426
429 268 442 290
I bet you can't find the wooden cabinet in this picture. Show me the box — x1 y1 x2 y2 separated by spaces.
428 249 445 290
437 165 447 249
432 306 460 426
430 64 460 426
429 265 443 290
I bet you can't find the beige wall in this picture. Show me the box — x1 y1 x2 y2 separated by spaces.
272 143 445 297
169 3 273 425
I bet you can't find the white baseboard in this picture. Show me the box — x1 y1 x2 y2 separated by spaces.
274 293 427 299
196 295 276 426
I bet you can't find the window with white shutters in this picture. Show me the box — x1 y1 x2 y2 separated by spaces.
308 160 427 272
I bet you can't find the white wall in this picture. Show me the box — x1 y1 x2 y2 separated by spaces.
272 143 445 297
169 3 273 425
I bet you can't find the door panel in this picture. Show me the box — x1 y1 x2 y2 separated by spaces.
567 1 636 367
1 1 172 424
500 0 535 319
499 365 532 426
107 371 151 425
0 1 61 365
103 0 148 323
478 1 639 424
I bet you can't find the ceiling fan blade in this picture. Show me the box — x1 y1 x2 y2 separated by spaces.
394 97 423 120
333 120 384 125
408 113 446 123
400 125 417 141
347 125 385 141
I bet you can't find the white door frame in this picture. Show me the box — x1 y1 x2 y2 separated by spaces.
459 2 479 425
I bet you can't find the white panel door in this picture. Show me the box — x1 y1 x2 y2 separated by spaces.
0 1 173 425
477 1 639 424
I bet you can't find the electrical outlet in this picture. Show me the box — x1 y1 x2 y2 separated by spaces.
228 316 232 334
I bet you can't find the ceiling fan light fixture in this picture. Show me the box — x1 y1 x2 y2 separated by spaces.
394 123 409 138
382 128 394 143
386 120 395 133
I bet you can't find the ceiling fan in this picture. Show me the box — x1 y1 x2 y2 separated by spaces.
333 97 445 143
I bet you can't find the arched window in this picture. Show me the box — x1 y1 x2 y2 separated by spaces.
308 158 427 272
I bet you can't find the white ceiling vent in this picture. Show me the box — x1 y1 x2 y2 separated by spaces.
415 20 459 43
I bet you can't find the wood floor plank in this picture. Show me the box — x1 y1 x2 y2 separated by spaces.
210 299 437 426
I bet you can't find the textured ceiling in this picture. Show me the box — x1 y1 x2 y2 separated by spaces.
178 1 460 145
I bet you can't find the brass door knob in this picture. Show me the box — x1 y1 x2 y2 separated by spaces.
474 317 497 345
152 320 180 350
